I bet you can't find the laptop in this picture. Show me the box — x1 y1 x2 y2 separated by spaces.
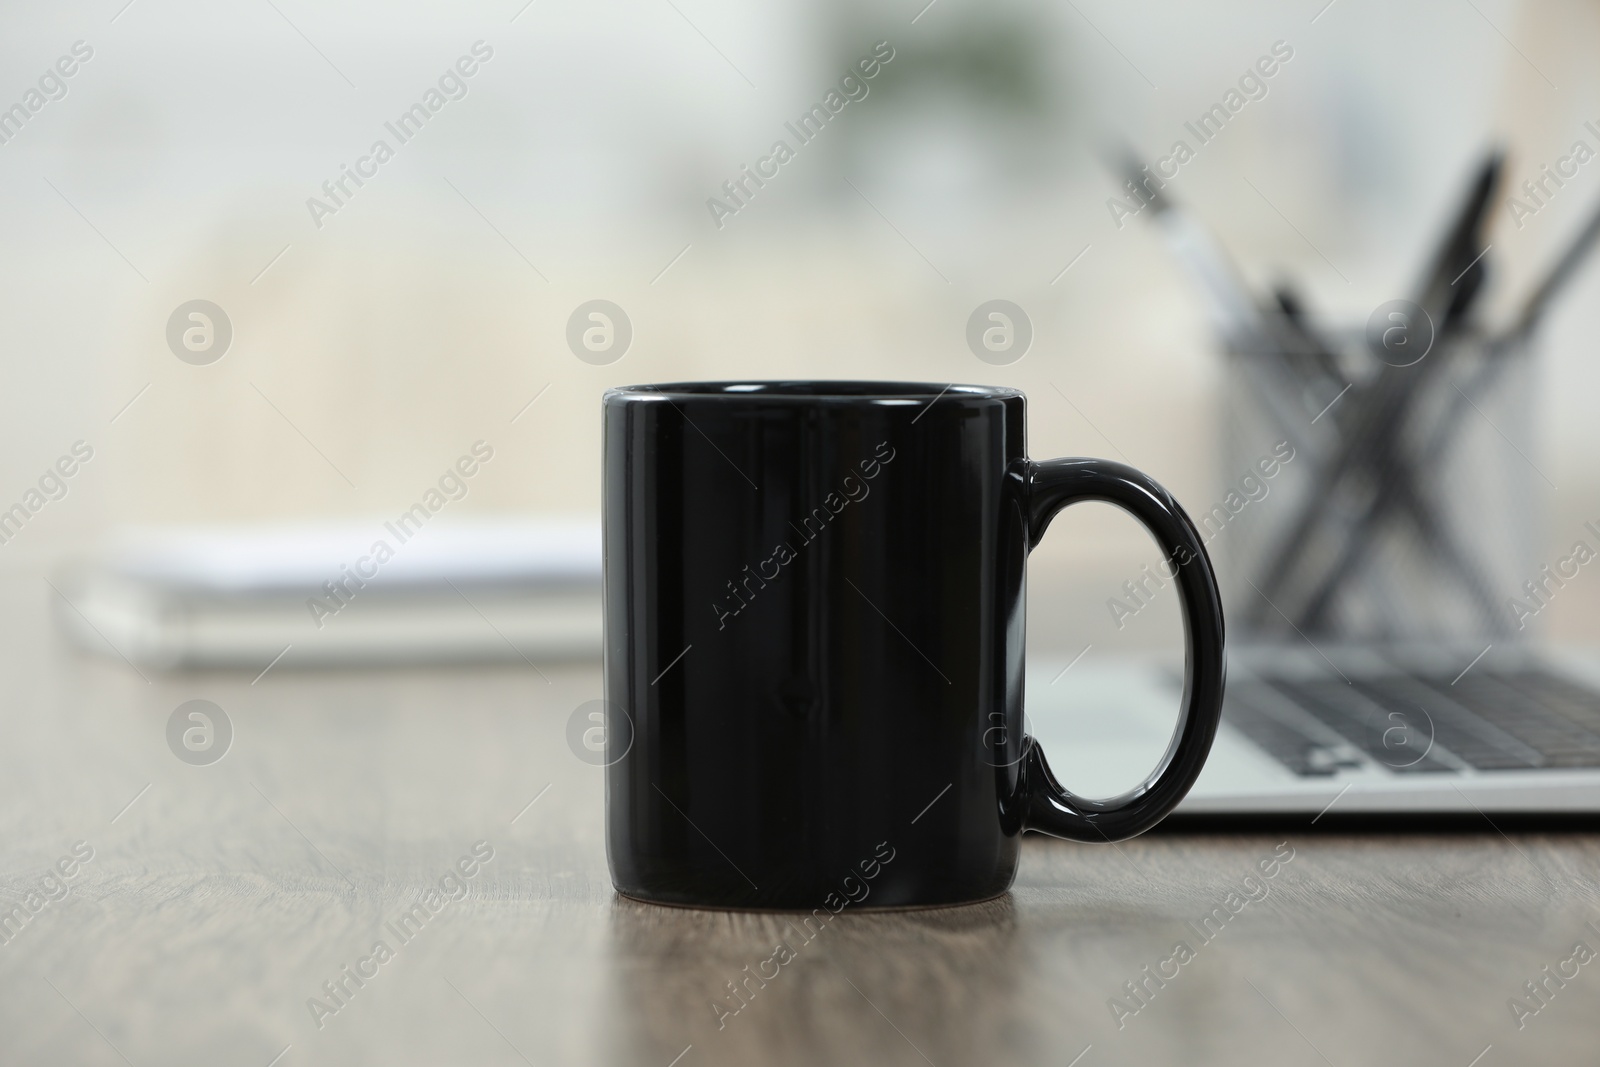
1027 642 1600 817
1079 145 1600 817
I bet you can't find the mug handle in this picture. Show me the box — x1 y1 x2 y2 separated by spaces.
1019 458 1227 842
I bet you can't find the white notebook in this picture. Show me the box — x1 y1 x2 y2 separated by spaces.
55 518 602 669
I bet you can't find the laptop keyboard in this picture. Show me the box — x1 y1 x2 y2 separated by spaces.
1223 667 1600 776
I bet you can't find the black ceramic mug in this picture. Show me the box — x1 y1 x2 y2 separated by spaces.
602 381 1225 909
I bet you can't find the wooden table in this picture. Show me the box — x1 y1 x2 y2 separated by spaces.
1 578 1595 1067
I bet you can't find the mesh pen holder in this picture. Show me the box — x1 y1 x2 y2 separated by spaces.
1219 325 1539 644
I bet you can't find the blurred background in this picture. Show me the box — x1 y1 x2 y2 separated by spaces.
3 0 1599 667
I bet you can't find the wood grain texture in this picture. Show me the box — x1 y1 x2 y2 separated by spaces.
0 575 1597 1066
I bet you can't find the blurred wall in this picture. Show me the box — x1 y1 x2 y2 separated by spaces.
1 0 1596 654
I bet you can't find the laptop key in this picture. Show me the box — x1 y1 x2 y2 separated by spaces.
1265 678 1457 773
1221 684 1344 776
1351 675 1543 771
1234 666 1600 774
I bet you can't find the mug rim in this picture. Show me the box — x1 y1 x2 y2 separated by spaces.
605 380 1023 402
